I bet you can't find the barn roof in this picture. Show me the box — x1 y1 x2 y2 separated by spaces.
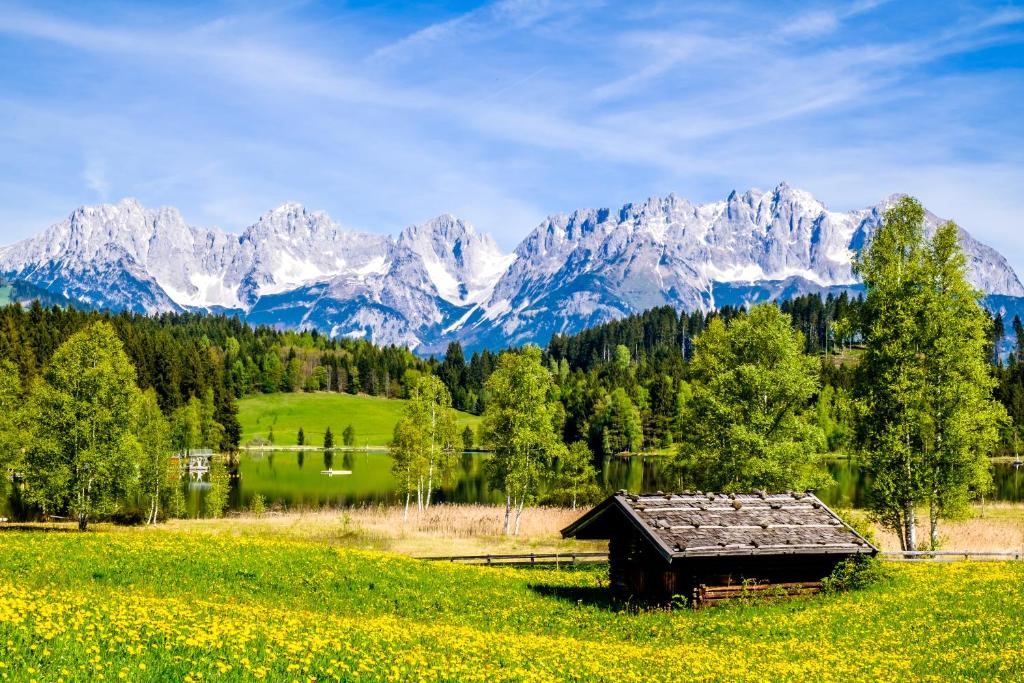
561 491 877 562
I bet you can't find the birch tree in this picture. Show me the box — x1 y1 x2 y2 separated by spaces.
854 197 1003 550
388 375 457 513
482 346 563 535
855 197 931 551
389 418 421 522
919 221 1005 548
138 389 174 525
553 440 600 509
23 322 142 530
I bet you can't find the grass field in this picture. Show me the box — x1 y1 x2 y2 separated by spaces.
0 527 1020 681
237 392 483 447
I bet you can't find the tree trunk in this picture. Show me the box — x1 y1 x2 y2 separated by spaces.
514 497 525 536
78 512 88 532
426 461 433 511
929 494 939 551
894 511 906 552
903 500 917 551
503 493 512 535
404 490 410 524
149 478 160 525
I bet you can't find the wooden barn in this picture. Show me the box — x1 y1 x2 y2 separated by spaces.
562 491 877 606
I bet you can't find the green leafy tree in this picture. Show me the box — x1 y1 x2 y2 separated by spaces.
816 384 853 453
286 357 302 393
853 197 931 550
171 398 203 454
388 375 458 514
921 218 1004 547
553 441 601 509
673 304 828 492
202 459 229 518
461 425 475 451
23 322 142 530
591 388 643 455
482 346 564 535
138 389 173 525
0 360 23 475
297 427 305 446
200 389 225 451
343 424 356 448
389 418 421 521
261 352 283 393
854 197 1004 550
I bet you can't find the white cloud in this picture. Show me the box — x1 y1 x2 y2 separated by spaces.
82 156 109 199
0 0 1021 281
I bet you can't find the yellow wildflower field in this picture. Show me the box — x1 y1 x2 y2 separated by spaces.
0 530 1020 681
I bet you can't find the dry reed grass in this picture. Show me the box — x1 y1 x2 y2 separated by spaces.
870 503 1024 553
160 504 604 557
10 501 1021 557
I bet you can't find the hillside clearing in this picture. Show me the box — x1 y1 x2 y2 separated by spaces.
237 392 483 447
0 527 1020 681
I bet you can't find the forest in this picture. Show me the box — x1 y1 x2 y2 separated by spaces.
1 279 1022 461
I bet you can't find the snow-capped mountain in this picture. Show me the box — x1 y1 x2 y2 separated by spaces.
2 183 1021 352
453 184 1024 349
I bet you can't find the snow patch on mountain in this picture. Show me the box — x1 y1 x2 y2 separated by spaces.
2 183 1021 351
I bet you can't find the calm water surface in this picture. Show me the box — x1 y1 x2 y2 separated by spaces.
4 450 1019 518
193 450 1024 514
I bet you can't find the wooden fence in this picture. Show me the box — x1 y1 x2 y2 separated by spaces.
421 550 1022 566
420 552 609 566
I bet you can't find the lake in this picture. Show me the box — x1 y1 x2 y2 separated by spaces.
4 450 1019 519
186 449 1024 515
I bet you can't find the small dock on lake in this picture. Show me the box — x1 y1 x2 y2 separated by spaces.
178 449 214 480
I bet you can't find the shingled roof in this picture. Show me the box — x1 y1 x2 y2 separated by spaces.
562 491 877 562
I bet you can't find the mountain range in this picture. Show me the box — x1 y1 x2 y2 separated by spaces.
2 182 1022 353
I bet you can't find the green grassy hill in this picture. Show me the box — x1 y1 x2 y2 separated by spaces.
238 392 483 447
0 529 1020 681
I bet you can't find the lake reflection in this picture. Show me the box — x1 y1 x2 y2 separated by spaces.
198 450 1024 514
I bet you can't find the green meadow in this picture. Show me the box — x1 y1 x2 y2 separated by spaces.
0 529 1020 681
237 391 483 447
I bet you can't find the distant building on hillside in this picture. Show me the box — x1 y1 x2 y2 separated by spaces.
562 491 877 606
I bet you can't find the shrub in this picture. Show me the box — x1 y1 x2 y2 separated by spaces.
249 494 266 516
821 554 886 594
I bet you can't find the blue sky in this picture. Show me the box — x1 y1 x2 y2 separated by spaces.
1 1 1023 269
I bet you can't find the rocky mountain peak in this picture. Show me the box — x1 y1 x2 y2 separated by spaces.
2 185 1021 352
